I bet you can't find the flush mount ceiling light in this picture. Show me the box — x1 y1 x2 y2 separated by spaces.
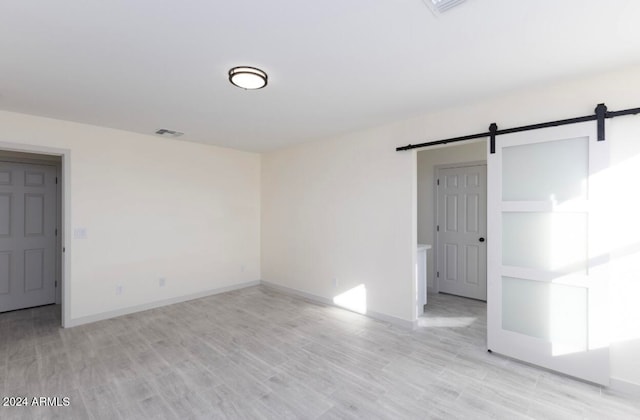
423 0 467 14
228 66 268 90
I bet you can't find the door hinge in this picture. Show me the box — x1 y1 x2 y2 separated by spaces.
437 271 440 278
55 228 58 236
55 177 58 184
437 178 440 186
63 247 65 253
55 281 57 287
437 225 440 232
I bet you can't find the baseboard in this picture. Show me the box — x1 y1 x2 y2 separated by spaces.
65 280 261 327
609 377 640 397
368 309 417 330
67 279 416 330
261 281 334 306
260 280 414 329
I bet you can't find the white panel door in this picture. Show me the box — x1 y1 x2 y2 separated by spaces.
437 164 487 300
487 122 610 385
0 162 57 312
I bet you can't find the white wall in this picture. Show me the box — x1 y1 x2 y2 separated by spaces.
417 141 486 289
0 110 261 324
262 64 640 389
261 124 417 323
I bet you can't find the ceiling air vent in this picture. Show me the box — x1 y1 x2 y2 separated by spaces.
154 129 184 138
423 0 467 14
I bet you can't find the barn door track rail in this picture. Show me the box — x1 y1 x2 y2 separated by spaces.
395 103 640 153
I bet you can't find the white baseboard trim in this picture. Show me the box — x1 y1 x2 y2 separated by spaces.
609 377 640 397
261 281 334 306
65 280 261 328
369 309 417 330
261 280 415 329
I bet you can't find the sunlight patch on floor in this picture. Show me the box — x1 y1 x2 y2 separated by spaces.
333 284 367 314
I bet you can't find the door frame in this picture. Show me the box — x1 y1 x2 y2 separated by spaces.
434 160 487 295
0 140 70 327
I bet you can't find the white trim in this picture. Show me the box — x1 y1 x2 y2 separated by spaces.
434 160 487 171
0 140 71 327
609 378 640 397
66 280 260 327
56 164 62 306
61 151 70 327
261 281 334 305
411 149 418 321
371 309 417 330
261 280 415 330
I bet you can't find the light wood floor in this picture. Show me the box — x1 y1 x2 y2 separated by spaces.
1 286 639 419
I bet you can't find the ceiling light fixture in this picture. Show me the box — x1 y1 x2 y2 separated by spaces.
228 66 268 90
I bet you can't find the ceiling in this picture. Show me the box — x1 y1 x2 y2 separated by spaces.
1 0 640 152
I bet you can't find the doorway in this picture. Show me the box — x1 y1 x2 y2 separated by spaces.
416 140 487 304
416 141 488 346
0 148 66 326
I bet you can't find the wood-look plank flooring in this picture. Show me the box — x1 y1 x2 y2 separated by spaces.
1 286 639 419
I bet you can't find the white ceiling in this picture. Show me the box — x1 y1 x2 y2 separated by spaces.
1 0 640 152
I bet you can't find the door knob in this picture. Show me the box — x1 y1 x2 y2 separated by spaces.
479 237 485 242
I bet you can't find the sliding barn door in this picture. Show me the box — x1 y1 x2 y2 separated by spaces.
487 122 610 385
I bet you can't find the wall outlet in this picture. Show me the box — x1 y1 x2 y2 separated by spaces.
116 285 123 295
159 277 166 287
332 278 338 287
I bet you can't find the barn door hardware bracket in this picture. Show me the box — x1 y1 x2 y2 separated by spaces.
595 103 607 141
489 123 497 154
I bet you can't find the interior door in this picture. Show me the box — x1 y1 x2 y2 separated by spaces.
487 122 609 385
437 164 487 300
0 162 57 312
